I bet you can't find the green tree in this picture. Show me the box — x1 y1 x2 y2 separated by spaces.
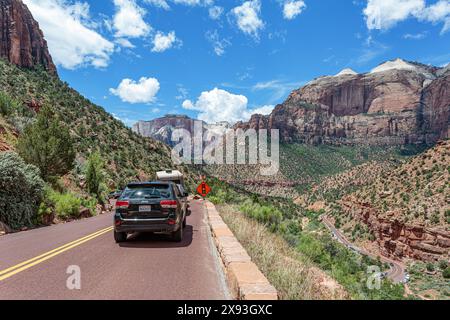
85 152 106 201
17 106 75 181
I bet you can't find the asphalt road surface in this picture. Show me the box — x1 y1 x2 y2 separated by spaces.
322 216 406 283
0 200 229 300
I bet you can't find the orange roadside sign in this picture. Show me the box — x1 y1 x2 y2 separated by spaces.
197 181 211 197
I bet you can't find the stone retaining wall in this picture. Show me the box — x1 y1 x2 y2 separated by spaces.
204 201 278 300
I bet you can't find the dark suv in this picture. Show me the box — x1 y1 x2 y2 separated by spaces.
114 181 188 243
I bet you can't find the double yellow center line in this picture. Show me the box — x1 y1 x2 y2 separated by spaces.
0 226 113 282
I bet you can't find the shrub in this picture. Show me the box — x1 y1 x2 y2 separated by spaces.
0 91 20 116
48 191 81 220
438 260 448 270
17 106 75 181
443 267 450 279
0 152 45 229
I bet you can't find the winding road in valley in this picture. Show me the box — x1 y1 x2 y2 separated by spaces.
0 201 229 300
321 216 406 284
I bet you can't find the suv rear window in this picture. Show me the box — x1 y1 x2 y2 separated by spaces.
121 185 171 199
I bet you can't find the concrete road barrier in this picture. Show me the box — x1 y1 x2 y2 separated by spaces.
204 201 278 300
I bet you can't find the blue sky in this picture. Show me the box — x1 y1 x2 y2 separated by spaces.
24 0 450 126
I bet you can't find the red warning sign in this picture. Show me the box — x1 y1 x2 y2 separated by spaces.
197 181 211 197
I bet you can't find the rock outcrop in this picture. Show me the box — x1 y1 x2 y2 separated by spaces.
236 59 449 146
0 0 56 74
340 196 449 262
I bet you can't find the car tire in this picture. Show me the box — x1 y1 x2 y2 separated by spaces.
114 231 127 243
172 224 183 243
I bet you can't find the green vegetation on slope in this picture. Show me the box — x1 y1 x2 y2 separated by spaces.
208 179 406 300
0 59 196 230
0 59 191 186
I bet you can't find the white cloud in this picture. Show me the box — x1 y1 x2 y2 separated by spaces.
403 31 428 39
363 0 450 34
110 77 160 103
248 105 275 116
182 88 273 123
23 0 114 69
115 38 136 48
230 0 264 38
151 31 182 52
209 6 224 19
283 1 306 20
144 0 170 10
113 0 151 38
205 30 231 56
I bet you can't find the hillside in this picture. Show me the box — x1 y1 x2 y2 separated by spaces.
0 59 192 188
318 141 450 263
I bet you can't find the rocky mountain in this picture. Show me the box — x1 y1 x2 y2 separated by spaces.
0 0 56 74
133 115 232 146
236 59 449 146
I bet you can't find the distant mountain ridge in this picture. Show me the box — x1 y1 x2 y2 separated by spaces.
236 58 449 146
0 0 56 74
133 115 232 147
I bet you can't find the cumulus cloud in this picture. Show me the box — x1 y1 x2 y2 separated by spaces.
113 0 151 38
283 0 306 20
230 0 264 38
182 88 273 123
110 77 160 103
363 0 450 34
151 31 182 52
23 0 114 69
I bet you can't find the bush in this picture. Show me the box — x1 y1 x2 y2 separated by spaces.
0 91 20 116
48 191 81 220
443 267 450 279
0 152 45 229
239 199 283 229
438 260 448 270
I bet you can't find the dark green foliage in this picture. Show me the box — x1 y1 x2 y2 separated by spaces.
0 152 45 229
0 91 20 116
85 152 106 201
443 267 450 279
17 106 75 181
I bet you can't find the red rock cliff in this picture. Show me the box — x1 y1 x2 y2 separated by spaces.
236 60 449 146
0 0 56 74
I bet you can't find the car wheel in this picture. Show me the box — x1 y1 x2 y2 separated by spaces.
172 224 183 243
114 231 127 243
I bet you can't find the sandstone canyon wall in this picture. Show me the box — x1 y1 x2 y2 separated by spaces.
236 60 449 146
0 0 56 74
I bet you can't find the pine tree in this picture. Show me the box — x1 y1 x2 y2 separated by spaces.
17 106 75 181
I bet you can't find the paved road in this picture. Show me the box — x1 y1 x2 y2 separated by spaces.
322 216 405 283
0 200 229 300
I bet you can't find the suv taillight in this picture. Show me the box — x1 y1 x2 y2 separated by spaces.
160 200 177 209
116 201 129 209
